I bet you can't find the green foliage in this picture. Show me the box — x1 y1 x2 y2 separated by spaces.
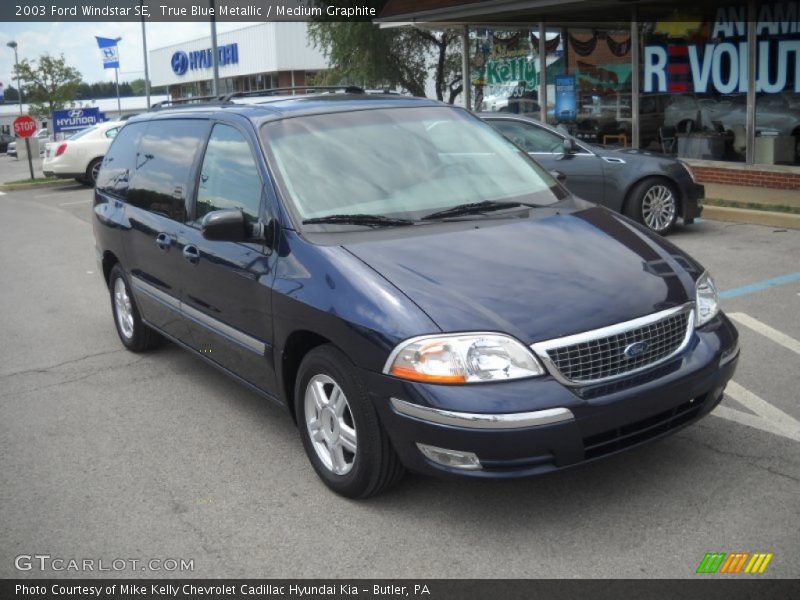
72 79 168 101
14 54 82 119
308 2 462 101
3 86 20 102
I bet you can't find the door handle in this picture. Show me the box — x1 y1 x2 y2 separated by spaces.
182 244 200 264
155 232 172 250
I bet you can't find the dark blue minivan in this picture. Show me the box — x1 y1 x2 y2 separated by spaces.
93 90 739 498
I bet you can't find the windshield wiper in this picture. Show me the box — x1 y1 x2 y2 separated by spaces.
421 200 541 221
302 214 417 227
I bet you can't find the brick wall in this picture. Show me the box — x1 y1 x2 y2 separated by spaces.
690 166 800 190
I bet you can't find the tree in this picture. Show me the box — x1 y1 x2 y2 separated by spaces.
308 2 462 102
14 54 81 119
3 85 20 102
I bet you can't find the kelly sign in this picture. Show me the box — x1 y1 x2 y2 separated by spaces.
53 107 103 134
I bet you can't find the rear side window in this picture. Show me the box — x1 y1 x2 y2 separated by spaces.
195 124 262 224
96 122 147 199
490 120 564 153
127 119 207 221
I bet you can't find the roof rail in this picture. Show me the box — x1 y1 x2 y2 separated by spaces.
221 86 365 102
150 95 226 110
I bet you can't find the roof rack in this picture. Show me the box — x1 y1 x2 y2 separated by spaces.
221 86 365 102
150 95 225 110
148 86 372 112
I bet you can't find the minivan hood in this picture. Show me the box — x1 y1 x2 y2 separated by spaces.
343 207 700 343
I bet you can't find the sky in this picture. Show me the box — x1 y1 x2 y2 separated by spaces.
0 21 259 92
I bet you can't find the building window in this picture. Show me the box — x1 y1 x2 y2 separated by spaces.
641 7 800 167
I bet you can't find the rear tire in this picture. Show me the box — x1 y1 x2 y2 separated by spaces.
295 344 404 498
85 157 102 186
624 177 679 235
108 264 163 352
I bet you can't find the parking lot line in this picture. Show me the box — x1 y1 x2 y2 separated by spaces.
57 198 92 207
727 313 800 356
720 272 800 300
715 381 800 442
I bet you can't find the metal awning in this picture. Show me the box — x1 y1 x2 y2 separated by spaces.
377 0 736 25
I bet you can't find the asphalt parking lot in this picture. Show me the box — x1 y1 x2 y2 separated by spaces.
1 180 798 579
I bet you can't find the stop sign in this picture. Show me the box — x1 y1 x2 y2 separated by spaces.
13 115 37 138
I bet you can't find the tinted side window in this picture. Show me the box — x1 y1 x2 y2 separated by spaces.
127 119 206 221
96 122 147 198
195 124 262 224
490 120 564 153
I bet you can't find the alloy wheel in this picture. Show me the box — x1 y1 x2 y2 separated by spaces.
91 161 102 184
113 277 134 339
304 374 357 475
641 184 677 233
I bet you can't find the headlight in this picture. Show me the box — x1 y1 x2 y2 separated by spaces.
695 271 719 326
385 333 545 384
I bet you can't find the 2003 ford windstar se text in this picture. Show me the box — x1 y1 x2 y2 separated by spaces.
92 88 740 498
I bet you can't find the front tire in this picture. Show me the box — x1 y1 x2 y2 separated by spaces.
108 264 162 352
295 345 404 498
624 177 679 235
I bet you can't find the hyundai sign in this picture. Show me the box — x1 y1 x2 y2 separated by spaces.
171 43 239 76
53 107 103 134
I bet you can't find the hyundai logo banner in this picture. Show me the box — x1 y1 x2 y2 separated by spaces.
171 43 239 76
53 107 103 134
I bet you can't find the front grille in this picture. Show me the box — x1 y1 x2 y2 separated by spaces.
540 308 691 384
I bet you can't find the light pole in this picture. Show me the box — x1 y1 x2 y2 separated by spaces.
6 40 34 178
113 36 122 118
140 0 150 108
6 41 22 115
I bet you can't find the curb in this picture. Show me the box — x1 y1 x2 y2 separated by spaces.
702 205 800 230
0 180 77 192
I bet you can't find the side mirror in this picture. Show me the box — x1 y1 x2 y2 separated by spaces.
201 209 247 242
550 170 567 184
563 137 577 154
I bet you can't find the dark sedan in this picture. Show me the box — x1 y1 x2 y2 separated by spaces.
481 113 704 234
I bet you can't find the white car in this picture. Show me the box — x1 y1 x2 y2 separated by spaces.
43 121 121 185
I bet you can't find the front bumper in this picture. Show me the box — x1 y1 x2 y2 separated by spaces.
366 312 738 479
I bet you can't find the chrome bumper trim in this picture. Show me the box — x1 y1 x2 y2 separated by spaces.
719 340 740 367
390 398 574 429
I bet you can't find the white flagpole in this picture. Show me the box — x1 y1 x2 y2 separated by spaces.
115 67 121 117
113 36 122 118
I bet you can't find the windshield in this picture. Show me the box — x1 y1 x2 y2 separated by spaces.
261 106 563 223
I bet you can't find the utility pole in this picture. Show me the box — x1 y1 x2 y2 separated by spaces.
140 0 150 108
210 0 220 96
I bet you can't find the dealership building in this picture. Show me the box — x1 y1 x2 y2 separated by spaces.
149 22 329 99
380 0 800 190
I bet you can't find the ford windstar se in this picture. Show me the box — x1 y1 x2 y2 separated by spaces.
93 89 740 498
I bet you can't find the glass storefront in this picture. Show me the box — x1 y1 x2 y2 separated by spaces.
472 2 800 167
641 7 800 165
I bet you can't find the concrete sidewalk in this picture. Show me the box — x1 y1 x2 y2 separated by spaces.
0 154 45 183
704 183 800 209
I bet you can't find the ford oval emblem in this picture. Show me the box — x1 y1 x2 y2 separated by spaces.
624 341 649 359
